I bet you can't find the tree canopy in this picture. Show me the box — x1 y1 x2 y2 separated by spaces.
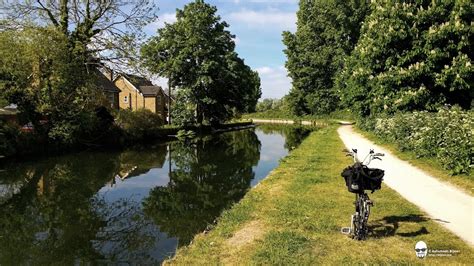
337 1 473 117
141 0 261 126
283 0 370 116
1 0 157 67
0 26 103 142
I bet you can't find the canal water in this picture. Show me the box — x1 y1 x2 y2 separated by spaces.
0 125 313 264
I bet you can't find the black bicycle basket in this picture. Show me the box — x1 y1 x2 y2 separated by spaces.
341 163 384 193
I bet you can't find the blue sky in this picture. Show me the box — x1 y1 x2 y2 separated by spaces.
144 0 298 99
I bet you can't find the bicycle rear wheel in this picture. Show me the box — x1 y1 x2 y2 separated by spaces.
353 193 370 240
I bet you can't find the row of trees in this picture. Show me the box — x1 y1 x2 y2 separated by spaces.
141 0 261 126
255 98 289 113
284 0 473 117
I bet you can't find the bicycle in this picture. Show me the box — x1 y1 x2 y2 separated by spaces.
340 148 385 240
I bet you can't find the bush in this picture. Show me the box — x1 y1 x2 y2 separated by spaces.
176 129 197 141
0 121 49 157
0 121 19 156
115 109 164 141
368 107 473 174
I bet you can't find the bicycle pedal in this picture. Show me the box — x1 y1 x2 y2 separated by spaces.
341 227 351 235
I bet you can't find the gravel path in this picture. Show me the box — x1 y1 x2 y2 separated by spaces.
338 125 474 246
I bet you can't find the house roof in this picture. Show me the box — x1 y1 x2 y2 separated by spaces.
139 86 161 96
118 74 164 97
94 69 121 93
125 74 154 87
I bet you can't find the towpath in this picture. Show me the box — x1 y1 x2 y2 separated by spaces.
338 125 474 246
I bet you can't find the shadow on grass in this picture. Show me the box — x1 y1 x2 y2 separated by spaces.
369 214 430 238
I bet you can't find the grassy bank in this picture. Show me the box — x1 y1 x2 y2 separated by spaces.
241 109 355 123
167 126 473 264
354 127 474 196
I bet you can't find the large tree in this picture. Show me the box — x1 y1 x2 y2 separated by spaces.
283 0 370 115
1 0 157 67
337 1 473 117
141 0 261 126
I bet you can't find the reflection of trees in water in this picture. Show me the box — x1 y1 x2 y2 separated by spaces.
0 154 118 264
0 146 168 265
143 130 261 246
115 144 167 179
257 124 313 150
92 196 158 263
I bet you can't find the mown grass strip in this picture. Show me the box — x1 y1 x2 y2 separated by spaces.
353 127 474 196
166 126 474 265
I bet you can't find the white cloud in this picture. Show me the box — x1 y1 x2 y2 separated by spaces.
227 9 296 31
256 66 291 99
160 13 178 26
151 77 169 89
255 66 273 74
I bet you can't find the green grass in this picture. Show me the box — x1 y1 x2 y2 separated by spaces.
353 127 474 196
166 126 474 264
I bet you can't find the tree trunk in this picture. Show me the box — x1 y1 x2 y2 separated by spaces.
168 79 172 124
196 104 203 126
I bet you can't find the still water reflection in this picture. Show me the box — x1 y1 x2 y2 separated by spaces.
0 125 313 264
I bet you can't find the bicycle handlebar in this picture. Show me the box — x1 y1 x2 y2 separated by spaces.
344 148 384 165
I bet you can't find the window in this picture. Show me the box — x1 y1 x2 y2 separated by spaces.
124 95 128 103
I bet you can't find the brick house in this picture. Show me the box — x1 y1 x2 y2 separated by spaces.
114 74 168 121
